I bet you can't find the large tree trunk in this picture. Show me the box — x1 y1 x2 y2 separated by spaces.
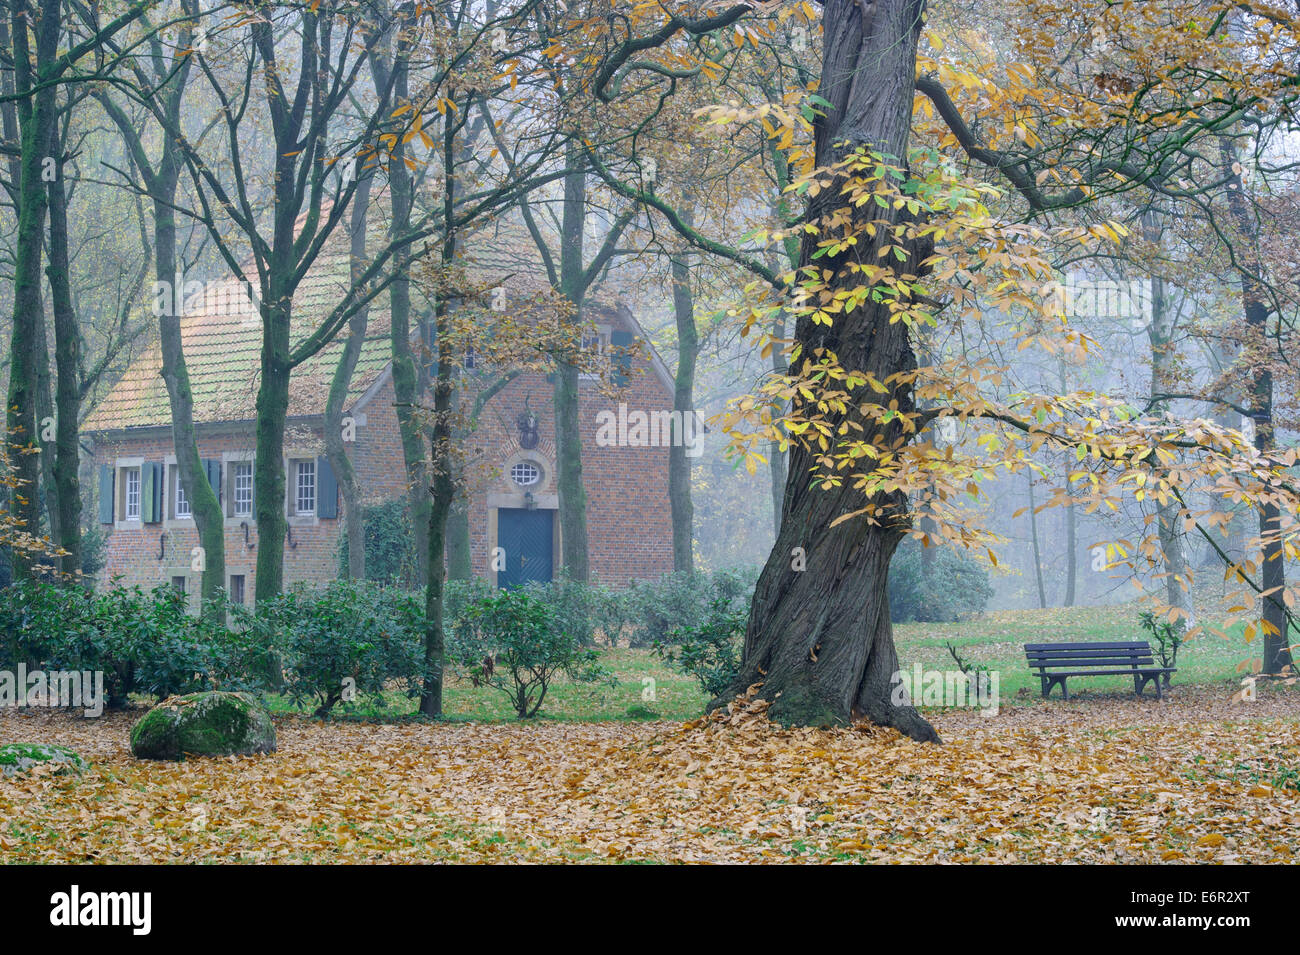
668 205 698 575
718 0 937 742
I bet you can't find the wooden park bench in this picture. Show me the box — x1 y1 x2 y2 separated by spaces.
1024 641 1175 700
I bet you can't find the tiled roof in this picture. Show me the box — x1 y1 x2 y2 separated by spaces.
82 247 393 433
84 211 673 434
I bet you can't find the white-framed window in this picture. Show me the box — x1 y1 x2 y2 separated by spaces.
124 467 141 521
582 327 610 354
233 462 253 517
174 468 191 519
510 461 541 487
580 325 612 380
294 459 316 516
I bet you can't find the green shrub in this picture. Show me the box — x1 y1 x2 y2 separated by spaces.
625 568 756 648
444 576 492 629
337 499 420 588
448 587 609 718
888 539 992 623
1138 610 1182 687
522 577 598 646
250 580 426 717
653 594 746 697
0 580 261 706
80 524 107 579
587 582 634 646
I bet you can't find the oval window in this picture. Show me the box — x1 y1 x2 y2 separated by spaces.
510 461 541 487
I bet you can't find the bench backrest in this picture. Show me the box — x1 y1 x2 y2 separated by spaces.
1024 641 1156 670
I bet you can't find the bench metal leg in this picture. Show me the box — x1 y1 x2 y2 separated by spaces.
1040 675 1068 699
1134 673 1163 700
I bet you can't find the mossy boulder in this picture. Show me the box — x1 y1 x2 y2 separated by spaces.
130 691 276 761
0 743 88 778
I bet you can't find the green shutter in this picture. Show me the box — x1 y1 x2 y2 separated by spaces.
610 329 635 387
141 462 164 523
154 462 165 522
316 456 338 519
203 459 221 500
98 465 114 524
142 463 155 523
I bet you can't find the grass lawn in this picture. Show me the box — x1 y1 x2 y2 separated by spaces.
260 646 710 722
894 604 1260 701
257 603 1264 722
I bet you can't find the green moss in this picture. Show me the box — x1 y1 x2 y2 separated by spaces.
130 691 276 761
0 743 88 777
765 683 847 729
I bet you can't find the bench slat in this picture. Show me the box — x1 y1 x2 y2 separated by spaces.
1024 647 1149 654
1034 667 1174 677
1029 659 1158 669
1027 648 1153 657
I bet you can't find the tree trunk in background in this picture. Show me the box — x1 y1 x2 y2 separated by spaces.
36 292 58 550
253 279 293 602
1063 451 1077 606
668 203 698 575
381 48 432 582
5 0 61 580
156 189 226 611
554 147 591 582
420 107 466 718
1221 140 1291 674
46 119 82 579
1143 262 1194 629
0 15 19 587
326 178 372 581
718 0 937 741
97 23 225 609
420 293 455 718
1026 471 1047 609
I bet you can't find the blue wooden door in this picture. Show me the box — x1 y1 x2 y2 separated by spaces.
497 508 554 589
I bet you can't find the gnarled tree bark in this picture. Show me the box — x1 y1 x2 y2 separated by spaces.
716 0 939 742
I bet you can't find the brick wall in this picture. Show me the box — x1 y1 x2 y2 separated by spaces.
91 424 343 604
90 324 676 595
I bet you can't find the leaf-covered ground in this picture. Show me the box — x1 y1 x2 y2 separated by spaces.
3 683 1298 863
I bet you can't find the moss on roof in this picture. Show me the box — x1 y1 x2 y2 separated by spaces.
83 213 669 434
82 249 394 433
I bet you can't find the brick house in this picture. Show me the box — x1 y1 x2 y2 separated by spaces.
82 235 677 603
